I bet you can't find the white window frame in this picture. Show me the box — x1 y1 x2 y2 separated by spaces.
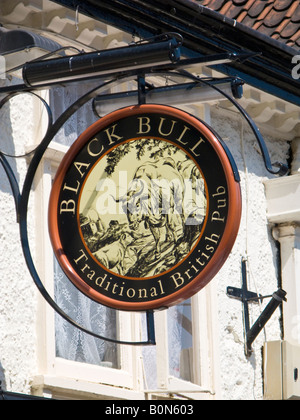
143 105 219 400
31 100 219 400
144 283 218 400
33 142 145 399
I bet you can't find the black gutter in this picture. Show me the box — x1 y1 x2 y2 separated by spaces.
50 0 300 105
174 0 298 57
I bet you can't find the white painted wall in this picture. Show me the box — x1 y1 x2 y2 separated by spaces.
209 106 289 400
0 85 292 400
0 82 39 394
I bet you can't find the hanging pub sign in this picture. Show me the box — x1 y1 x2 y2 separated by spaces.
49 105 241 311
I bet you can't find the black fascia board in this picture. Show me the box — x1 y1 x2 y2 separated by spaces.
50 0 300 105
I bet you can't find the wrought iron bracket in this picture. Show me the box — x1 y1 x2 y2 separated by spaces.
0 153 21 221
0 76 158 346
227 258 287 357
0 44 289 346
177 69 289 177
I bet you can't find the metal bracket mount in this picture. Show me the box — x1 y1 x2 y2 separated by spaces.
227 258 287 357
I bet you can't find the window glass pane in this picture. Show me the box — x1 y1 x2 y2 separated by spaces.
50 81 120 369
54 258 120 369
49 83 98 147
168 299 193 382
141 312 157 390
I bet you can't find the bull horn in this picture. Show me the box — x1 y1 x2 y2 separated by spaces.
111 179 146 202
110 192 126 203
127 179 146 199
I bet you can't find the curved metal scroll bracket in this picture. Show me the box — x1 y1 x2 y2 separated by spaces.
0 91 53 221
0 77 156 346
177 69 289 177
0 65 288 347
0 153 21 221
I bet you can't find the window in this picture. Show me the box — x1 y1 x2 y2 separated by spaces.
142 288 217 399
33 86 217 399
34 142 142 395
168 300 193 382
33 85 143 398
141 106 218 399
54 260 119 370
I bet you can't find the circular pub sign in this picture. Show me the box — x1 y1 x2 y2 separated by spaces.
49 105 241 311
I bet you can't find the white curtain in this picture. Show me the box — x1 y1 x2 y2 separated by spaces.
50 82 194 377
54 259 118 368
50 83 119 369
168 300 193 382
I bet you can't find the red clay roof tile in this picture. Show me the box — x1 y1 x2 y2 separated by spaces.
291 4 300 23
198 0 300 49
273 0 295 11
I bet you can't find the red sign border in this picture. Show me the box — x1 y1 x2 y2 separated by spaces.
49 104 242 311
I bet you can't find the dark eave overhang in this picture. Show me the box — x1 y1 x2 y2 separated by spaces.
50 0 300 106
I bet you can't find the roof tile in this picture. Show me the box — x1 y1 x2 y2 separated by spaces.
263 9 289 28
248 1 270 18
198 0 300 49
201 0 225 10
273 0 295 11
291 4 300 23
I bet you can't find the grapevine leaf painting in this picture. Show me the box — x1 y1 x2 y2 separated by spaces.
79 139 207 278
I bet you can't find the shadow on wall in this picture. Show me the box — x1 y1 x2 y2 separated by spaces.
0 361 6 390
0 79 20 195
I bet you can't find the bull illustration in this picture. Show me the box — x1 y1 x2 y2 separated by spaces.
113 158 187 255
93 232 135 275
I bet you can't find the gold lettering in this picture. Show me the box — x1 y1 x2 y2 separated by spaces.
191 264 199 274
105 124 123 145
138 289 148 299
184 269 193 280
81 263 90 273
213 186 226 197
137 117 151 134
158 279 165 295
104 281 111 291
205 244 215 252
211 211 225 222
74 161 90 178
63 180 80 194
74 249 88 265
171 272 185 289
217 198 227 208
176 125 190 145
201 252 210 260
119 282 125 297
205 233 220 244
95 274 108 287
127 288 136 298
189 138 205 157
87 137 104 157
60 199 76 214
112 283 119 294
196 257 205 266
87 270 95 280
158 118 177 137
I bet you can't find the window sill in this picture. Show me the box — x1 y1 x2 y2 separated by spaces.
31 375 145 400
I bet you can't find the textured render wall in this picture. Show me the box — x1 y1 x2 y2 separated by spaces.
0 84 38 394
210 106 290 400
0 83 291 399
